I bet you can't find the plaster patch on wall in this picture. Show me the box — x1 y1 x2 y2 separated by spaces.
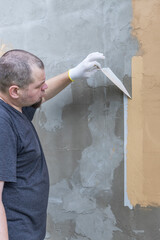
49 179 71 204
80 99 123 189
38 86 73 131
48 180 76 224
71 237 89 240
75 206 120 240
63 188 96 214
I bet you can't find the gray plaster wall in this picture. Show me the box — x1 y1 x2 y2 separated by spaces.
0 0 160 240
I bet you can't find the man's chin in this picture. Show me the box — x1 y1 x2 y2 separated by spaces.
31 99 42 109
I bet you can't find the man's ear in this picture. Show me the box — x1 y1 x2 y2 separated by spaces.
8 85 20 99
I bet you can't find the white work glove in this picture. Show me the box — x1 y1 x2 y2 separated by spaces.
68 52 105 81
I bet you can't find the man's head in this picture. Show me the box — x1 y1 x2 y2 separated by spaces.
0 49 48 108
0 49 44 93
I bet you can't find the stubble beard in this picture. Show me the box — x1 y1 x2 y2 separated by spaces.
31 98 43 109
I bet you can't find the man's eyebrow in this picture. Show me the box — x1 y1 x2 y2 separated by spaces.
36 80 45 87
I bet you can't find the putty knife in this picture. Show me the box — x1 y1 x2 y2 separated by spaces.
100 67 131 98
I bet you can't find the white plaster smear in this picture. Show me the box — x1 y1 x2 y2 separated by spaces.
75 206 120 240
71 237 89 240
48 180 76 223
49 180 96 214
63 188 96 213
49 179 70 204
80 100 123 190
38 86 72 131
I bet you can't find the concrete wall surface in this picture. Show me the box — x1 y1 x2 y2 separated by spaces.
0 0 160 239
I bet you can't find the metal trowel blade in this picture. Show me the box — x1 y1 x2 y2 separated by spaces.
100 67 131 98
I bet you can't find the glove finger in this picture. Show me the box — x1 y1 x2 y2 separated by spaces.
87 52 105 62
87 61 101 69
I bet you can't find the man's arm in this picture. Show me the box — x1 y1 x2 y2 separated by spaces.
42 71 71 103
42 52 105 103
0 181 9 240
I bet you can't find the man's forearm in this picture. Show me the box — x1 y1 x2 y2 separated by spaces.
0 202 9 240
43 71 71 103
42 52 105 103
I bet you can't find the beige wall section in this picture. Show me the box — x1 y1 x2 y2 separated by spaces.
127 0 160 207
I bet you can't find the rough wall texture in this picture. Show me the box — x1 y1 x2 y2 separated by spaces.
0 0 160 239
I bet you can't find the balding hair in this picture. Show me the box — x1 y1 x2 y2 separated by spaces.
0 49 44 92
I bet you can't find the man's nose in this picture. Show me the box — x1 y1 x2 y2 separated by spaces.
41 83 48 91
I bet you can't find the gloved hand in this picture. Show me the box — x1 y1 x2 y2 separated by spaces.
68 52 105 81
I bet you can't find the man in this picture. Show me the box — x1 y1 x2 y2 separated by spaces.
0 49 105 240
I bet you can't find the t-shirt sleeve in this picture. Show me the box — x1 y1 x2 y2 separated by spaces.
0 116 17 182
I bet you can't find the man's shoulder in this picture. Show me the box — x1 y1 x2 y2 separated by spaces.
0 104 18 135
0 103 17 127
0 104 11 120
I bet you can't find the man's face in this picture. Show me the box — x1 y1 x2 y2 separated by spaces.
19 66 48 107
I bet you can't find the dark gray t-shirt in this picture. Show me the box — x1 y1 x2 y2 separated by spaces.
0 99 49 240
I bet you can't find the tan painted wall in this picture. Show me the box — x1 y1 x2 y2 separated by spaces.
127 0 160 206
